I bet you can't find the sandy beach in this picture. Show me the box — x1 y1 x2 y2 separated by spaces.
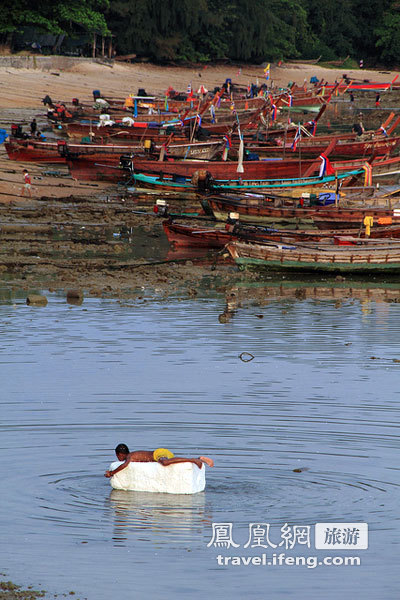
0 59 397 109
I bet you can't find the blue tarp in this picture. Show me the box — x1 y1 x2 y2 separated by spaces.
0 129 8 144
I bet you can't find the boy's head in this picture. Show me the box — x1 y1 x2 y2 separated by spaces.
115 443 130 460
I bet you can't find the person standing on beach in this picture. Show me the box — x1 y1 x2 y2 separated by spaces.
21 169 32 197
30 118 37 135
375 93 381 108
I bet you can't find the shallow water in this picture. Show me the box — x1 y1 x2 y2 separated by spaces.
1 283 399 599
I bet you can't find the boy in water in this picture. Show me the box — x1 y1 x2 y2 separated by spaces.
104 443 214 478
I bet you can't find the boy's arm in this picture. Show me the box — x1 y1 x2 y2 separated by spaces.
104 457 130 478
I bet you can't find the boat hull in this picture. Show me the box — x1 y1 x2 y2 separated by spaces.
227 241 400 273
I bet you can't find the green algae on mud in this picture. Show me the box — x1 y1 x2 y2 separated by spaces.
0 580 45 600
0 579 80 600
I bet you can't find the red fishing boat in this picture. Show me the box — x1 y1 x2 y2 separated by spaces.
162 219 400 248
207 193 400 229
4 138 223 163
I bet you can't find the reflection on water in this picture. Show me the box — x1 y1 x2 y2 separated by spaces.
108 489 208 546
0 279 399 599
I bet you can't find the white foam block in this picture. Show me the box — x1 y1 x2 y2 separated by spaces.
109 460 206 494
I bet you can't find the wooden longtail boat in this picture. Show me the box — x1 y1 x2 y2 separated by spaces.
207 193 400 229
119 156 326 180
5 138 223 163
111 144 400 180
227 239 400 273
74 94 266 113
162 220 400 249
5 140 66 163
68 157 130 183
289 57 322 65
322 81 400 92
276 94 327 113
61 107 262 139
4 139 145 163
65 154 323 182
244 133 400 159
131 169 363 193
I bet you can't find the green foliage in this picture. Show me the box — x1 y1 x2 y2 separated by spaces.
351 0 391 60
375 6 400 64
4 0 400 65
0 0 110 36
300 0 357 58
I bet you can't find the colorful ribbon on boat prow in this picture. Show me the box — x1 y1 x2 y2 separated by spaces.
362 163 373 187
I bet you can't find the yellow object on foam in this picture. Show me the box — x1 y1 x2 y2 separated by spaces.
153 448 175 461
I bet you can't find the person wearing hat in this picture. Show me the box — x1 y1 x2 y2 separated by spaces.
104 443 214 478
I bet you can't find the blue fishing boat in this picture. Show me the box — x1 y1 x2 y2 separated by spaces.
132 169 363 193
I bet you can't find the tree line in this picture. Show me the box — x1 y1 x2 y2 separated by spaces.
1 0 400 66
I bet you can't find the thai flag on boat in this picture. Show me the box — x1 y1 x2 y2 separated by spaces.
291 124 301 151
196 114 202 126
187 82 192 95
271 104 277 121
308 119 317 136
288 94 293 107
378 126 388 137
319 153 335 177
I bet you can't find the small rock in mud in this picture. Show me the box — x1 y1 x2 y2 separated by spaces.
66 289 83 301
26 294 48 306
218 313 230 323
